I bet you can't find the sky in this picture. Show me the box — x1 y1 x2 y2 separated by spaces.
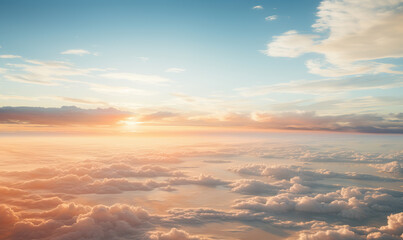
0 1 403 240
0 0 402 134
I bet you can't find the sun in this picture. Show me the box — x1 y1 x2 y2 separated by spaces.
118 117 144 132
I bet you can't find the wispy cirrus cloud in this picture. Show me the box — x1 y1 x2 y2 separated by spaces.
54 97 110 106
100 72 171 84
3 59 94 85
236 75 403 96
0 55 21 59
165 67 185 73
60 49 92 56
0 56 161 96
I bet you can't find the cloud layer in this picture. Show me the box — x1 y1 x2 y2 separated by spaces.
0 136 402 239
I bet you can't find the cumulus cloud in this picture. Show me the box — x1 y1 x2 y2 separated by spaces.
9 203 154 240
297 226 358 240
229 179 279 195
0 106 131 125
370 161 403 175
295 212 403 239
263 0 403 76
233 186 403 220
379 212 403 235
14 173 168 194
0 139 402 239
168 174 230 187
290 149 403 164
289 183 311 194
148 228 211 240
230 163 401 183
0 205 19 239
1 202 215 240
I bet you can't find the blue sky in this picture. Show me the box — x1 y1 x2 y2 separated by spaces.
0 0 402 133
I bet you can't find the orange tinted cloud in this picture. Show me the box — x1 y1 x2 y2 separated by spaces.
1 106 402 134
0 106 131 125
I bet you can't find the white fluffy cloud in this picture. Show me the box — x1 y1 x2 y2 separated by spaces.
264 30 318 58
149 228 211 240
263 0 403 76
229 179 279 195
229 163 401 183
297 226 357 240
295 212 403 240
233 186 403 220
370 161 403 175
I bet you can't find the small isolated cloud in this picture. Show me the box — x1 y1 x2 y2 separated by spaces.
265 15 277 21
0 55 21 59
165 67 186 73
61 49 91 56
252 5 263 10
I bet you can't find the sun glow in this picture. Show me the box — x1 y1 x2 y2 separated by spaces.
118 117 144 132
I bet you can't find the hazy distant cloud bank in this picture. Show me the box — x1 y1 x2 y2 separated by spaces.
1 106 402 133
0 106 131 125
